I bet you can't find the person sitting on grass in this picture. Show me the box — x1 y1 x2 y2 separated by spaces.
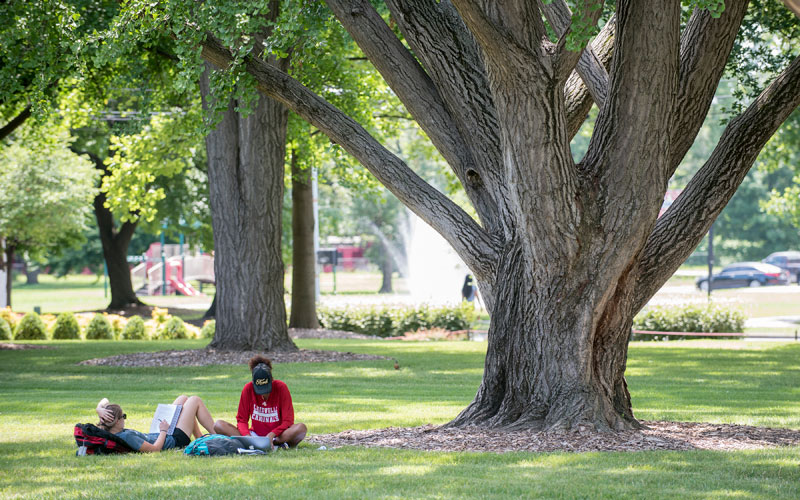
213 355 307 450
95 395 216 452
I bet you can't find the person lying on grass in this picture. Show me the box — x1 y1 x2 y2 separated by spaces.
95 395 216 452
213 355 307 450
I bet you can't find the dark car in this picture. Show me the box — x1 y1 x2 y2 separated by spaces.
695 262 789 291
762 251 800 283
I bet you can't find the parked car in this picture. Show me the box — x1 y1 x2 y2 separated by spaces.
695 262 789 291
762 251 800 283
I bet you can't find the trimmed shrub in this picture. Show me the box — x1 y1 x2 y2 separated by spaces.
14 312 48 340
85 313 114 340
0 317 12 341
318 304 476 338
108 315 125 339
200 320 216 339
51 312 81 339
151 307 170 325
158 316 188 339
1 307 19 332
121 316 147 340
632 304 745 341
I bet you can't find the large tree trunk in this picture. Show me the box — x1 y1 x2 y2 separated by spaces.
288 150 320 329
450 241 638 431
200 66 296 352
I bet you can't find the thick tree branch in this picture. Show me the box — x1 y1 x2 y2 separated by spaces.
584 1 679 199
323 0 502 234
542 0 609 107
564 15 615 140
450 0 543 65
0 105 31 141
634 54 800 311
668 0 749 177
200 34 500 281
385 0 511 236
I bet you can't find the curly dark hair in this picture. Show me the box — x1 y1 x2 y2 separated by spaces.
248 355 272 371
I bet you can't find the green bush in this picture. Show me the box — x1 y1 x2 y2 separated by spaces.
632 304 745 341
0 307 18 331
158 316 188 339
14 312 48 340
0 317 12 341
318 304 476 337
121 316 147 340
51 312 81 339
200 320 216 339
85 313 114 340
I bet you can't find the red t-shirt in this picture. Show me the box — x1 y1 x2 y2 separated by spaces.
236 380 294 437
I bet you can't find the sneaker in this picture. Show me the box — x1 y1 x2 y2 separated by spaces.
274 442 289 450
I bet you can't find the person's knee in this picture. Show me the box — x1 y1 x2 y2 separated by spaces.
213 420 227 434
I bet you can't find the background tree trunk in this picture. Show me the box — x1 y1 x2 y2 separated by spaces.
200 66 296 352
288 150 320 329
25 265 39 285
378 245 393 294
203 294 216 319
93 189 143 310
4 245 14 309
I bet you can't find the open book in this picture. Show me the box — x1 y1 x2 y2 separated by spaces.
149 404 182 435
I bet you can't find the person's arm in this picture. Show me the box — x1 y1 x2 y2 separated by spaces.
137 420 169 453
270 383 295 437
95 398 112 425
235 386 252 436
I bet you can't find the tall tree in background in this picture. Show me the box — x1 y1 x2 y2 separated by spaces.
0 124 97 306
199 60 295 351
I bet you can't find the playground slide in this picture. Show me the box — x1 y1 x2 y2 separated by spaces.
168 277 202 296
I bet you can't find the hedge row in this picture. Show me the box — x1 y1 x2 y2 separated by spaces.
317 303 477 337
632 304 745 341
0 307 210 341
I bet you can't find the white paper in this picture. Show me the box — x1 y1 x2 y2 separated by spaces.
149 404 182 435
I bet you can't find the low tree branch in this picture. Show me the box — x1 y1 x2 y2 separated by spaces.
200 34 500 281
634 54 800 311
0 105 32 142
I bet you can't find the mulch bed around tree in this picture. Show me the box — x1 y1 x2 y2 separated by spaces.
77 327 385 367
0 343 52 350
306 421 800 453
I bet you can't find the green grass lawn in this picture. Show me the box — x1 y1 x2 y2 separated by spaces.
1 338 799 499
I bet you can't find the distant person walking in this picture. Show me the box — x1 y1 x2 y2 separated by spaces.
461 274 482 308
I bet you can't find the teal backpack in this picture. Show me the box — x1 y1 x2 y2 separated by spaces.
183 434 242 456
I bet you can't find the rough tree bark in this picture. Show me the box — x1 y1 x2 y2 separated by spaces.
199 65 296 352
289 149 320 329
199 0 800 430
74 150 144 310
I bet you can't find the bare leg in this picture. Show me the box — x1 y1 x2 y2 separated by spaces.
175 396 215 437
213 419 241 436
172 395 189 406
274 423 307 448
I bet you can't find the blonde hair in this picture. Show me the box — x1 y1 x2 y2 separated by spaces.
98 404 124 430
